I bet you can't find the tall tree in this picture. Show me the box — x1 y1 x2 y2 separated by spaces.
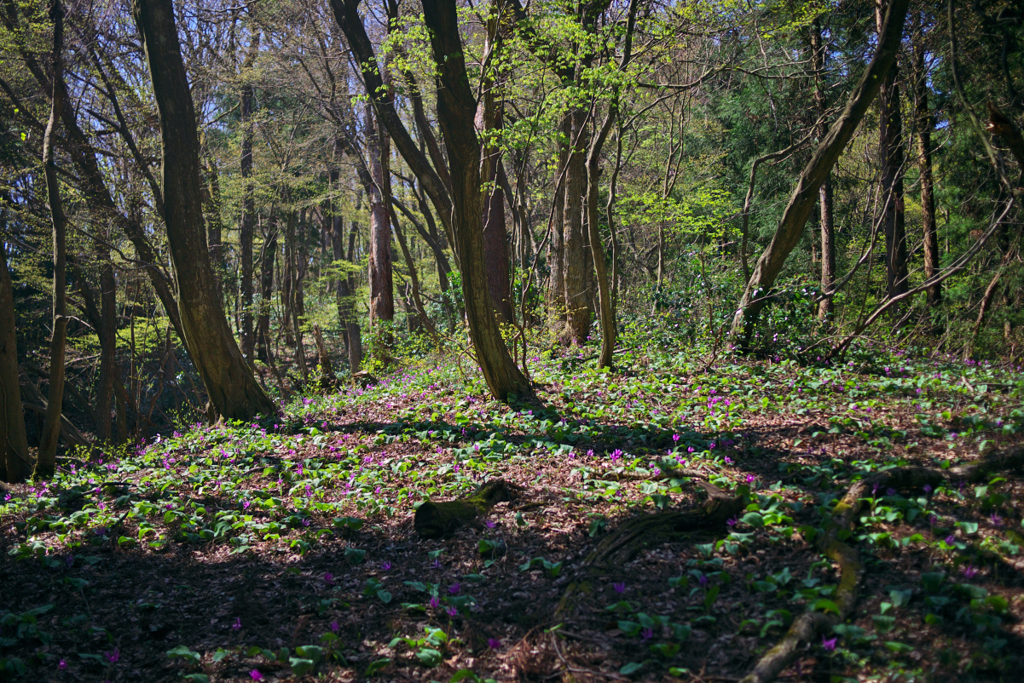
133 0 276 420
877 0 909 305
239 32 259 362
731 0 910 341
0 237 31 483
366 104 395 364
331 0 531 399
911 13 941 306
37 0 69 477
812 19 837 321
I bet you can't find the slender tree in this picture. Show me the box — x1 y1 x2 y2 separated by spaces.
877 0 909 305
134 0 276 420
731 0 910 341
37 0 69 477
911 14 941 306
1 236 31 483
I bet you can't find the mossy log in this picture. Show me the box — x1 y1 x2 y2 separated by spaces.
414 479 520 539
740 446 1024 683
555 480 743 619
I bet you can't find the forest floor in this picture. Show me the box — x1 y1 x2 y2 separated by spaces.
2 344 1024 683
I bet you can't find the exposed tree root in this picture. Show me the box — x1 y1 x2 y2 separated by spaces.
740 446 1024 683
414 479 521 539
555 479 743 620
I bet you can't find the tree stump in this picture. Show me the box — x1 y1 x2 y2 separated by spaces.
414 479 520 539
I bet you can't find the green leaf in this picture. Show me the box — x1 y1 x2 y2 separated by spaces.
449 670 483 683
295 645 323 663
184 676 210 683
377 590 393 604
619 661 644 675
812 599 840 615
617 620 641 637
884 641 914 653
415 647 443 667
345 547 367 564
289 657 315 675
366 659 391 676
741 512 764 529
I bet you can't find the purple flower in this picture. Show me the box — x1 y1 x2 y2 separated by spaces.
447 606 458 617
822 636 837 652
610 449 623 462
962 564 979 579
672 434 680 443
324 572 335 585
250 670 264 681
431 559 443 569
641 627 654 641
104 648 119 663
746 474 756 484
243 500 251 510
723 456 733 465
381 561 392 571
945 535 956 545
58 659 67 670
726 516 737 527
488 638 501 650
429 596 441 609
923 484 932 494
613 582 626 594
990 513 1004 527
698 574 709 587
448 583 461 595
232 617 242 630
330 620 340 633
485 519 496 529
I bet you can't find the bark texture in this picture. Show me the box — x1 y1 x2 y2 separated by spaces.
366 105 395 363
134 0 276 420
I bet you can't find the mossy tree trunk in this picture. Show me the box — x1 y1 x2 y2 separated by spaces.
134 0 277 421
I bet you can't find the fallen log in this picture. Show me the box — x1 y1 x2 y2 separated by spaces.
414 479 521 539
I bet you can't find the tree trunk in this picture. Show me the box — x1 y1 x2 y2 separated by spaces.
812 20 836 321
476 9 514 325
285 210 307 381
366 105 395 364
134 0 276 420
912 16 940 306
392 211 439 342
877 2 909 306
37 0 69 477
345 218 363 372
332 211 362 372
95 231 117 442
420 0 531 400
731 0 910 341
549 115 570 322
1 238 31 483
256 226 277 363
563 107 590 345
239 38 258 362
203 154 226 305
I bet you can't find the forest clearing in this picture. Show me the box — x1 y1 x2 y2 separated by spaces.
2 0 1024 680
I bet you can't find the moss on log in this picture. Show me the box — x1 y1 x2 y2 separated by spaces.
414 479 520 539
